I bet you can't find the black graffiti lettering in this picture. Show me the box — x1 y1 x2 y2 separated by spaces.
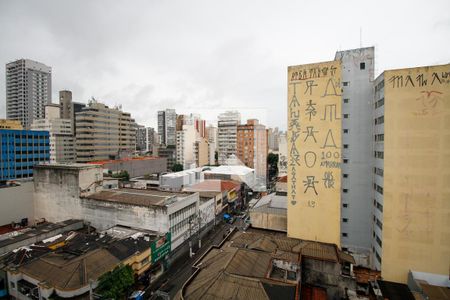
320 161 341 169
321 104 341 121
389 75 403 88
308 200 316 208
322 171 335 189
289 82 300 108
303 176 318 195
289 117 300 131
304 151 317 168
431 72 442 85
321 67 329 76
321 129 338 149
405 75 415 87
416 74 428 87
303 126 318 143
442 72 450 79
305 80 318 95
305 100 317 121
330 66 337 76
322 78 341 97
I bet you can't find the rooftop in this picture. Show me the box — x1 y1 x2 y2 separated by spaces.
34 163 100 170
204 165 254 176
87 156 163 165
85 188 194 207
180 228 352 300
184 179 240 193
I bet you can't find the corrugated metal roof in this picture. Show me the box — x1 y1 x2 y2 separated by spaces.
226 249 271 278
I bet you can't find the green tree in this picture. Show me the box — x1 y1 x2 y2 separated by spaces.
97 265 134 299
111 170 130 181
171 163 183 172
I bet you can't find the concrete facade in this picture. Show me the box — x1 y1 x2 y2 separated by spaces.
206 125 217 165
372 64 450 283
6 59 51 129
31 104 75 163
335 47 375 255
158 109 176 146
217 111 241 164
0 181 34 226
91 157 167 178
75 100 136 162
0 119 22 130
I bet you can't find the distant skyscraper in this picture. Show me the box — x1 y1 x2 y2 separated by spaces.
31 104 75 163
136 125 147 152
217 111 241 164
157 109 176 146
237 119 268 190
75 100 136 162
6 59 52 129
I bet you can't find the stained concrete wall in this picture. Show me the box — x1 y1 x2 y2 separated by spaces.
0 181 34 226
249 210 287 232
102 158 167 177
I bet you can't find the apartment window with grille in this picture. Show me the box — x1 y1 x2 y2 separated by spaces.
342 232 348 237
360 62 366 70
343 114 349 119
343 174 348 178
375 98 385 108
343 203 348 208
375 134 384 142
343 129 349 134
376 251 382 263
343 218 348 223
374 151 384 159
376 202 383 212
374 184 383 195
376 235 382 247
343 159 348 164
375 116 384 125
343 144 348 149
343 189 348 193
376 218 383 230
343 98 349 103
343 82 349 87
374 167 384 177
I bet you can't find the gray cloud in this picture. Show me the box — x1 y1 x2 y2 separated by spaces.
1 0 449 130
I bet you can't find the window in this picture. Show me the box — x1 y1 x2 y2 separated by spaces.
343 129 349 134
343 203 348 208
343 114 349 119
375 134 384 142
343 189 348 193
344 144 348 149
342 232 348 237
343 159 349 164
375 151 384 159
343 218 348 223
360 62 365 70
343 98 349 103
343 82 349 87
343 173 348 178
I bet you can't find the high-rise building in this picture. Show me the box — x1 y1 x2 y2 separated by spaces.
136 125 147 152
335 48 375 256
146 127 157 153
6 59 52 129
206 125 217 165
217 111 241 164
176 124 197 169
0 120 23 130
237 119 268 189
59 90 73 120
157 109 176 146
287 59 342 247
75 100 136 162
31 104 75 163
267 127 280 151
371 63 450 283
0 129 50 181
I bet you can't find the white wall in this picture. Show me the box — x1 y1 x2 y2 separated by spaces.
0 181 34 226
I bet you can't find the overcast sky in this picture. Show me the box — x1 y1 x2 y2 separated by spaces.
0 0 449 130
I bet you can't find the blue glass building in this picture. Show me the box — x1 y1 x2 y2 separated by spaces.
0 129 50 182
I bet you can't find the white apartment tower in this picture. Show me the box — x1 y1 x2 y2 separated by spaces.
6 59 52 129
217 111 241 164
157 109 177 146
31 104 75 163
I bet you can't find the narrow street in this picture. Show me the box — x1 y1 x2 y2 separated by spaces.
146 220 233 299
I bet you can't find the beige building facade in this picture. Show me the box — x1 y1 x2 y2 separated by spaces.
372 64 450 283
0 119 23 129
75 100 136 162
287 60 342 246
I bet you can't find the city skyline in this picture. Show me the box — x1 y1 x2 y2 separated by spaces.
1 0 449 130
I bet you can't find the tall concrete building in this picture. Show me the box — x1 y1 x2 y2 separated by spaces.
146 127 157 153
371 63 450 283
31 104 75 163
5 59 52 129
217 111 241 164
176 124 197 169
267 127 280 151
157 109 176 146
58 90 86 135
287 60 342 247
75 100 136 162
136 124 147 152
237 119 268 189
206 125 217 165
335 48 375 256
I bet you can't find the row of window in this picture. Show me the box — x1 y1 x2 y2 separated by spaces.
374 167 384 177
374 151 384 159
374 134 384 142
